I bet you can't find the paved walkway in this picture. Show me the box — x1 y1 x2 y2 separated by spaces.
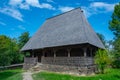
23 71 33 80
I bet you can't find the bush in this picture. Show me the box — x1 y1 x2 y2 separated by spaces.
95 49 111 74
112 53 120 68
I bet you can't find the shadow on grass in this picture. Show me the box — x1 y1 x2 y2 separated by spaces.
0 70 21 80
114 75 120 79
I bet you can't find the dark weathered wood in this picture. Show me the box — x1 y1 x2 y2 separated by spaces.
41 57 94 66
0 64 23 70
23 57 38 69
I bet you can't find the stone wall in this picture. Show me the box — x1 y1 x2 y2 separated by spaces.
39 57 97 75
39 64 97 75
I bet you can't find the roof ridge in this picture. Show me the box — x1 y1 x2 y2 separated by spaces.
81 11 88 43
47 7 83 20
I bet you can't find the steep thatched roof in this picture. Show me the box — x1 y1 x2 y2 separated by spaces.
21 8 105 51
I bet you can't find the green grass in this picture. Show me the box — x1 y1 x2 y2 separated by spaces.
33 68 120 80
0 69 23 80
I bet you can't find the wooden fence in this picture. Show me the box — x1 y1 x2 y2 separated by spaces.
0 64 23 70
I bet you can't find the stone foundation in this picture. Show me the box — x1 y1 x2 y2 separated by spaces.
38 63 97 75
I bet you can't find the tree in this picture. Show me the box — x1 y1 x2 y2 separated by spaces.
18 32 30 57
109 3 120 68
95 49 110 74
0 35 12 66
109 3 120 38
18 32 30 49
0 35 24 67
10 39 24 64
97 33 106 47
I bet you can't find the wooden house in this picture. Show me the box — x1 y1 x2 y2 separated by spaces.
21 8 105 74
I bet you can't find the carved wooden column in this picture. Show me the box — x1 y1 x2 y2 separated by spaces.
83 47 87 66
83 48 87 57
67 48 71 57
90 48 93 57
32 50 34 57
53 49 56 58
42 50 45 57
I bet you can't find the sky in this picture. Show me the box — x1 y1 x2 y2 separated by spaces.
0 0 120 41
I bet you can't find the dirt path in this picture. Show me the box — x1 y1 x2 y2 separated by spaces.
23 71 33 80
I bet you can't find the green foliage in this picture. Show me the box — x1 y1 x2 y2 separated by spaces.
111 50 120 68
109 3 120 38
0 32 30 66
0 69 23 80
95 49 110 74
0 35 12 66
18 32 30 48
33 68 120 80
97 33 107 47
113 38 120 52
109 3 120 68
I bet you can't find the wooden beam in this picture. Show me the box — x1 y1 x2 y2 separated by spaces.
67 48 71 57
83 48 87 57
42 50 45 57
90 48 93 57
53 49 56 57
32 50 34 57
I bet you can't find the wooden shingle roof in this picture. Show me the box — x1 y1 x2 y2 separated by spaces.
21 8 105 51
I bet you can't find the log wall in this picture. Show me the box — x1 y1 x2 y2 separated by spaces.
23 57 38 69
41 57 94 66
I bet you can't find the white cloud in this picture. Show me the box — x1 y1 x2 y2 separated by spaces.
26 0 40 7
19 3 30 10
59 6 74 12
0 0 55 22
0 7 23 21
25 0 55 10
9 0 30 10
9 0 22 6
91 2 115 12
0 21 6 26
47 0 55 3
18 25 26 30
39 3 55 10
9 0 29 10
9 0 55 10
82 2 116 18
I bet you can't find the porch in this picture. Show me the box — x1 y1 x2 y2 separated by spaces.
23 44 98 73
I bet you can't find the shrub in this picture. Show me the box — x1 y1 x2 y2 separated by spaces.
95 49 111 74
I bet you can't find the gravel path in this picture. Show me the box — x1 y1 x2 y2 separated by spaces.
23 71 33 80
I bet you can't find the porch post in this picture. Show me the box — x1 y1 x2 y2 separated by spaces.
83 48 87 57
67 48 71 57
42 50 45 57
32 50 34 57
53 49 56 57
90 48 93 57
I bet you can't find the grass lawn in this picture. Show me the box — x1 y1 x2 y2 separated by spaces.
0 69 23 80
33 68 120 80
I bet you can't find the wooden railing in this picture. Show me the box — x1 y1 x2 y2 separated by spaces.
41 57 94 66
0 64 23 70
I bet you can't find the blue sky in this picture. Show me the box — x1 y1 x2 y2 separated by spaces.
0 0 119 41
